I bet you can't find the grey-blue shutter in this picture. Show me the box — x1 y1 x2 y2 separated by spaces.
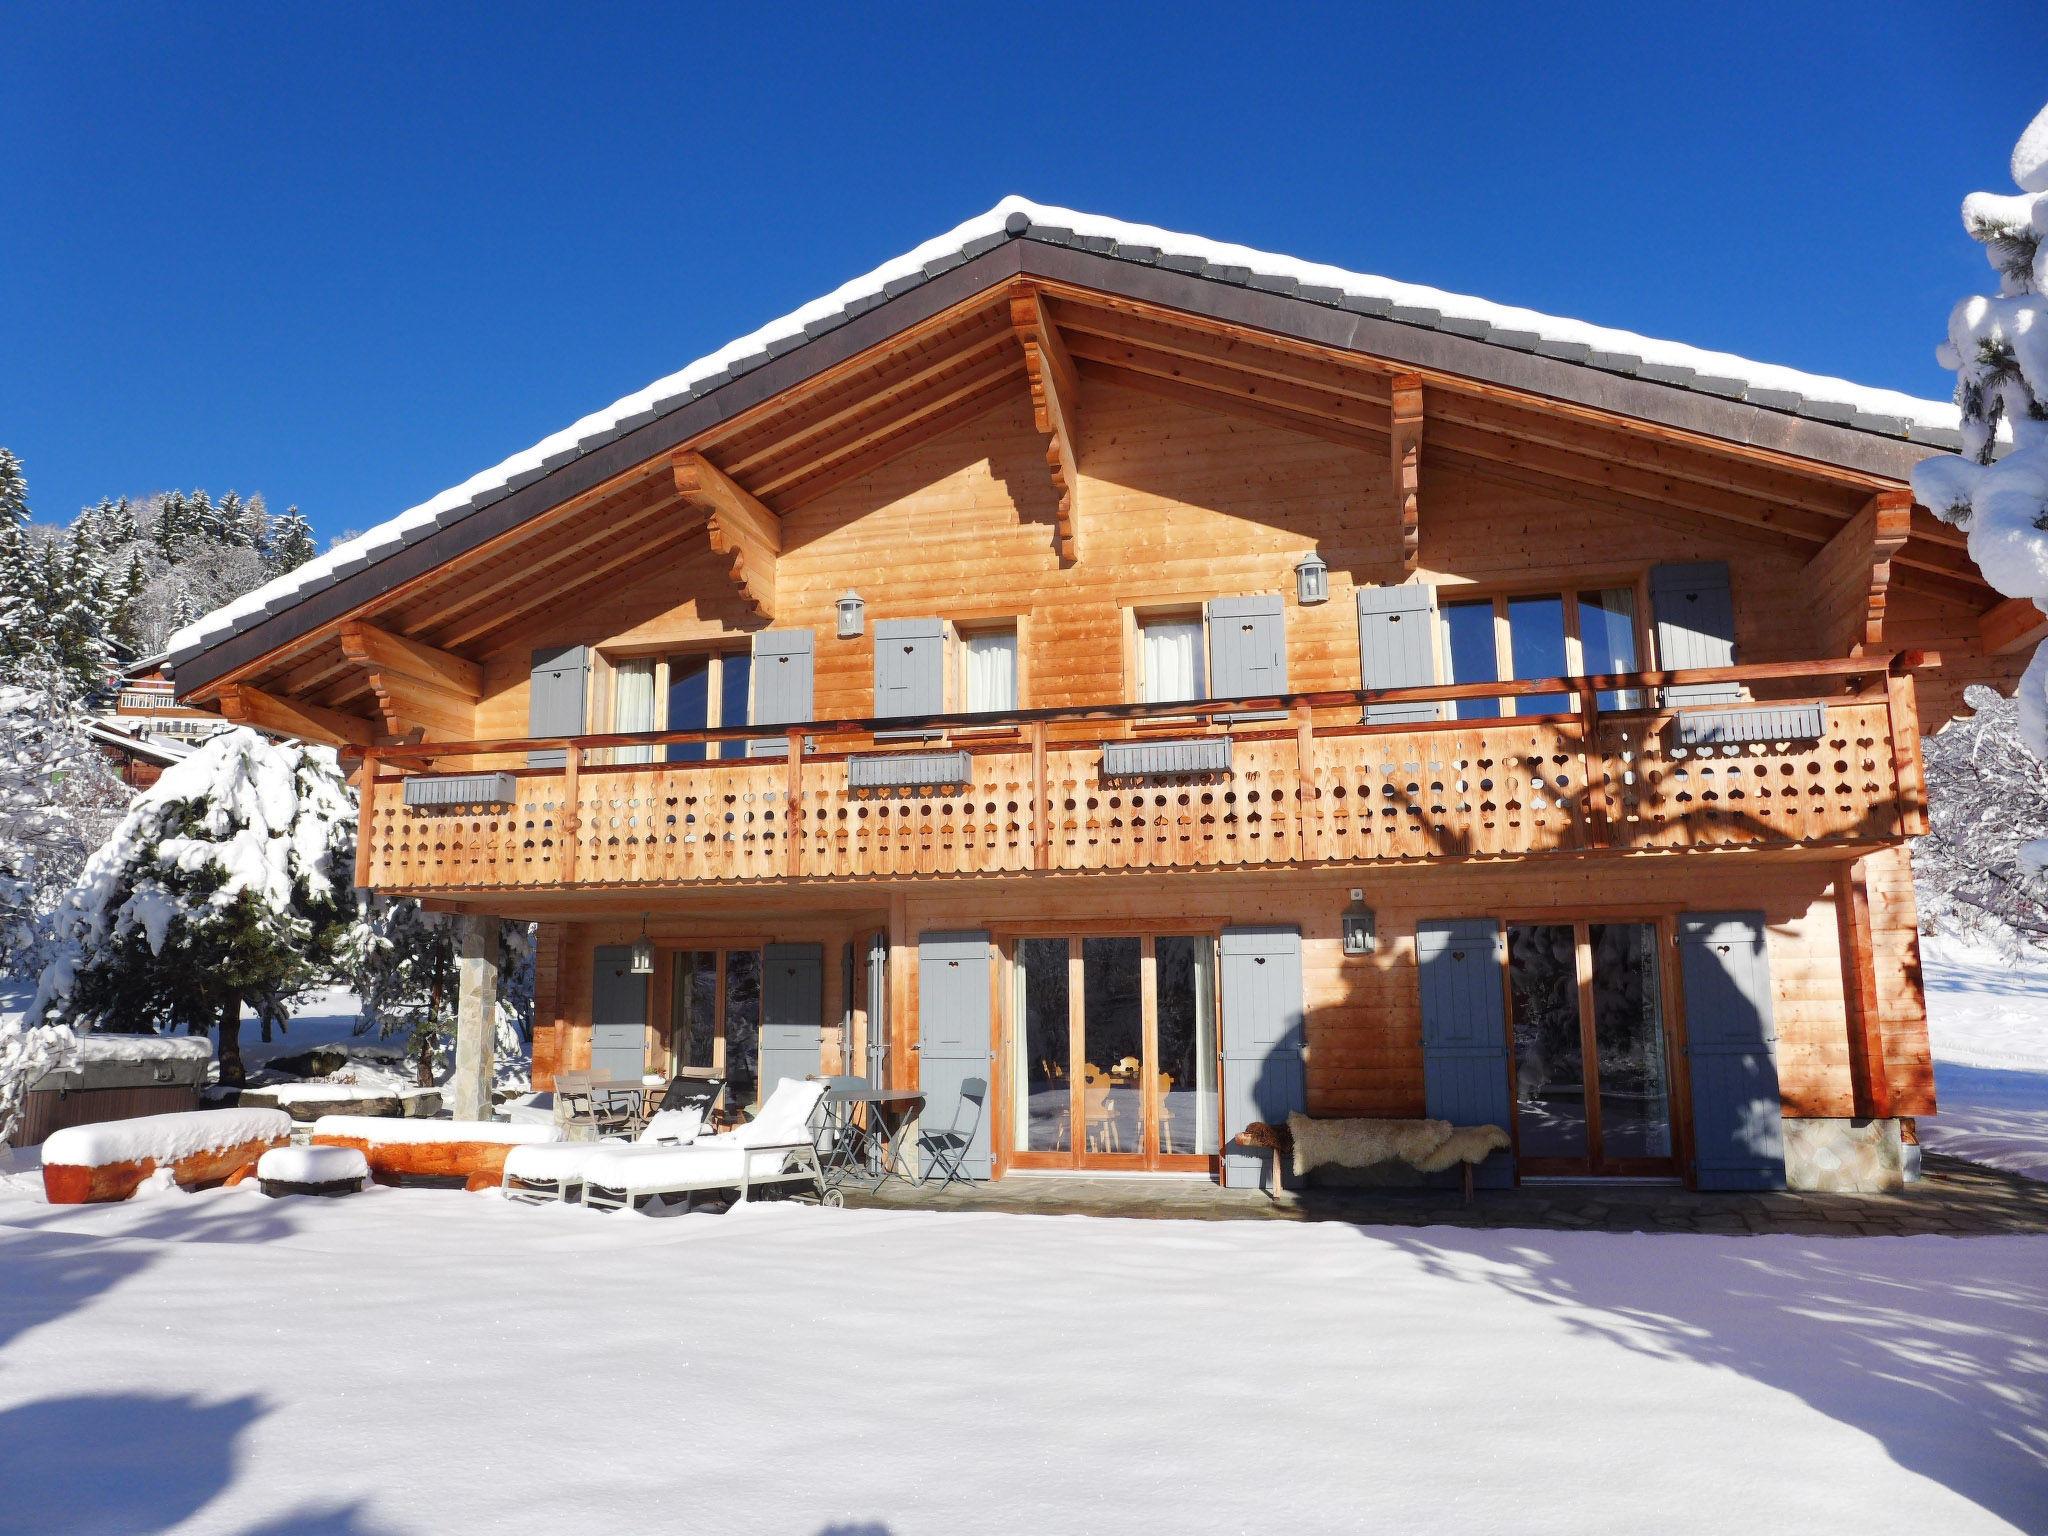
589 944 648 1082
1416 918 1514 1188
1205 595 1287 710
874 618 946 719
1651 562 1741 705
758 942 824 1098
1219 926 1307 1189
917 931 992 1179
1678 912 1786 1190
527 645 588 769
748 629 814 758
1356 585 1442 724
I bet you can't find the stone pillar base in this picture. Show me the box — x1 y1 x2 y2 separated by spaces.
1784 1116 1907 1194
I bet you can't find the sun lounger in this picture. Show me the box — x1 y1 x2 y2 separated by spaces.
500 1104 706 1205
581 1079 834 1213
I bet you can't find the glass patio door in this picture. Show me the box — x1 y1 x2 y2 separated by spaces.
1507 920 1677 1176
1006 933 1218 1172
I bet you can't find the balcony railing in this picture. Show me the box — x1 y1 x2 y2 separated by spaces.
356 655 1932 893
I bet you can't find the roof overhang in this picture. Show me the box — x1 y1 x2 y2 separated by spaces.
170 232 1946 697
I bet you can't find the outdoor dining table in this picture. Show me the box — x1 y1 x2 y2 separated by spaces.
816 1086 925 1190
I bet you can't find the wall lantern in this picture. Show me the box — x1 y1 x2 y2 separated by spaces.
1295 552 1329 606
836 589 866 639
1341 893 1376 956
630 914 654 976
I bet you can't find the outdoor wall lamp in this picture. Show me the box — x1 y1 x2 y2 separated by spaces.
630 914 654 975
1295 551 1329 606
836 589 866 639
1342 891 1376 955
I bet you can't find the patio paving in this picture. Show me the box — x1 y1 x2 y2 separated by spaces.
841 1152 2048 1236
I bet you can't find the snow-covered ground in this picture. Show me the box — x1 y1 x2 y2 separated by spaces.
1923 939 2048 1181
0 1191 2043 1536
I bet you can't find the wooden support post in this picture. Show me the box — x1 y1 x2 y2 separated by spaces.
1009 286 1082 562
785 729 806 876
451 913 501 1122
1576 682 1609 846
888 890 912 1094
1030 720 1050 870
353 750 378 889
1836 860 1893 1120
1887 673 1930 837
559 745 581 885
1390 374 1424 576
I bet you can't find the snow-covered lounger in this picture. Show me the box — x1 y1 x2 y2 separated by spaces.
582 1080 833 1214
501 1107 706 1205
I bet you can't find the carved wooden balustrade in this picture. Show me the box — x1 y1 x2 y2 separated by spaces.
357 655 1931 893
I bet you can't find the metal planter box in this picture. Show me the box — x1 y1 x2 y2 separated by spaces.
402 772 519 810
1101 736 1233 778
1671 705 1825 748
847 750 973 790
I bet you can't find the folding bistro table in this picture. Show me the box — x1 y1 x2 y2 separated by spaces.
817 1085 925 1190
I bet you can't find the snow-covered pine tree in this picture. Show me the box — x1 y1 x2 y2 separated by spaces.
355 897 535 1087
267 507 317 574
1913 101 2048 872
1916 685 2048 953
0 681 127 975
34 728 368 1085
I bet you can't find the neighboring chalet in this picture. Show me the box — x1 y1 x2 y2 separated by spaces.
163 200 2030 1193
91 655 220 787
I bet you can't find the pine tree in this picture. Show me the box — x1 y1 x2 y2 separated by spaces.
268 507 317 574
0 681 127 974
1916 685 2048 953
1913 101 2048 872
0 450 27 533
34 729 368 1085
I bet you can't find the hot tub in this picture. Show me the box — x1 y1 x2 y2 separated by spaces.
11 1034 214 1148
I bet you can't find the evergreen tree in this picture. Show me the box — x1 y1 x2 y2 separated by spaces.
0 450 27 533
0 681 127 975
35 729 368 1085
268 507 317 574
1913 100 2048 872
355 898 535 1086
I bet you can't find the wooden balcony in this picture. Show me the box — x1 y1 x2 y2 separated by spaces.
356 656 1930 895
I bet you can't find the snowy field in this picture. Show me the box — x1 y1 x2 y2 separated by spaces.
1923 940 2048 1182
0 1189 2044 1535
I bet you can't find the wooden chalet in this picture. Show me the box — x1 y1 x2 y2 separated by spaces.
164 200 2031 1193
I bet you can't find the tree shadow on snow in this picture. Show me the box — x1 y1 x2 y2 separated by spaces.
1375 1228 2048 1531
0 1191 311 1355
0 1391 262 1536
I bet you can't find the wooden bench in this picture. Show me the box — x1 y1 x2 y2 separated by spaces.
41 1108 291 1204
309 1115 563 1191
1237 1115 1510 1204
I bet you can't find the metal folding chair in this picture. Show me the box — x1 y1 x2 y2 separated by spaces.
916 1077 987 1190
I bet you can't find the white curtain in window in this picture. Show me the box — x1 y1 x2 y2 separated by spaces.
612 659 657 764
963 629 1018 713
1577 587 1641 710
1193 938 1218 1154
1141 620 1205 704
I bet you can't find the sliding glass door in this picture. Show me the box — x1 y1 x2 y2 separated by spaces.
1006 933 1219 1172
1507 920 1677 1176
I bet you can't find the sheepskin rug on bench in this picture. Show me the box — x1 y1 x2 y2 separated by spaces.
1286 1114 1509 1182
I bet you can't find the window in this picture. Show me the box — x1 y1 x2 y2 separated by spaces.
667 947 764 1108
1138 616 1206 704
960 626 1018 713
1437 586 1645 718
607 649 752 762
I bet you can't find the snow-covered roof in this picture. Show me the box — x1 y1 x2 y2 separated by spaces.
167 196 1961 669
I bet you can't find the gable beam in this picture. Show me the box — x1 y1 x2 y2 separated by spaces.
217 685 376 748
1009 287 1083 561
1390 374 1423 575
1981 595 2048 655
1804 490 1912 656
338 620 483 738
671 452 781 619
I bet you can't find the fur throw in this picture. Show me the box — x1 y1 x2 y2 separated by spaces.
1286 1113 1508 1178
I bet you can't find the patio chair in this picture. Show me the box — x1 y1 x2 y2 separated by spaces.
657 1075 726 1117
916 1077 987 1191
581 1078 834 1214
501 1103 707 1205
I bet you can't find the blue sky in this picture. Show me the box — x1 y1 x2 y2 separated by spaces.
4 4 2042 544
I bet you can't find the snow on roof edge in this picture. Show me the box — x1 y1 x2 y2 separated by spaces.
168 195 1961 664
